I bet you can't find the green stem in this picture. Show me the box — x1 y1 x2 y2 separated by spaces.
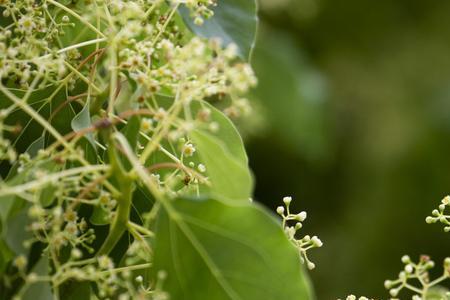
97 181 133 255
46 0 106 38
97 131 134 255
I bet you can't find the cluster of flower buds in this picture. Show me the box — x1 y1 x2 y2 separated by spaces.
426 195 450 232
276 196 322 269
384 255 450 298
340 296 374 300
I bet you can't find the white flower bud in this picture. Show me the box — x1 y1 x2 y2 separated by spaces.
194 17 204 26
295 211 307 222
442 196 450 205
311 236 323 247
198 164 206 173
401 255 410 264
389 288 399 297
384 280 392 289
276 206 285 215
404 264 413 273
307 261 315 270
425 216 435 224
282 196 292 205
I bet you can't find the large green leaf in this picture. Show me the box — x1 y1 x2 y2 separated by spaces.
153 197 312 300
252 28 330 162
179 0 258 60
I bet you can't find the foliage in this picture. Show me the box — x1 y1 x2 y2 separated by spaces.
0 0 315 299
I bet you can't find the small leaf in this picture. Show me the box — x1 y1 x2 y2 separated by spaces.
122 115 141 151
26 135 45 158
153 197 312 300
189 130 253 201
39 163 61 207
71 101 96 149
188 101 253 201
0 238 13 274
179 0 258 60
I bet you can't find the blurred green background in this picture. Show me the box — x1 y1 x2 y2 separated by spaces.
246 0 450 298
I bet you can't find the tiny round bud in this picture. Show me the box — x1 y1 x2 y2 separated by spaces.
444 257 450 266
27 273 38 283
194 17 204 26
158 270 167 280
295 211 307 222
404 264 413 273
384 280 393 289
283 196 292 205
425 216 435 224
443 196 450 205
198 164 206 173
311 236 323 247
276 206 285 215
401 255 411 264
389 288 399 297
71 248 82 259
135 275 143 283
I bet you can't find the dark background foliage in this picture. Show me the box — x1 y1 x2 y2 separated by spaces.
248 0 450 298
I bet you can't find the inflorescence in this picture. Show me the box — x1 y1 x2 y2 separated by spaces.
384 255 450 299
276 196 323 270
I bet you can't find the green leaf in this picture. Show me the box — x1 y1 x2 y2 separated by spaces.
153 197 312 300
189 130 253 201
252 28 330 162
179 0 258 60
122 115 141 151
71 101 96 149
0 238 13 274
191 101 248 165
38 162 61 207
188 101 252 201
26 135 45 158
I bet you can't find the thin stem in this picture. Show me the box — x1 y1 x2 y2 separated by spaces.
0 165 109 197
46 0 106 38
0 83 72 150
